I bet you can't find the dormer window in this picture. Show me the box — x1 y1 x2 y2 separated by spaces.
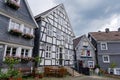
83 41 88 47
101 42 108 50
6 0 20 10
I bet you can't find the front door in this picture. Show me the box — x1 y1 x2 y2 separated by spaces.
59 48 63 65
79 60 83 73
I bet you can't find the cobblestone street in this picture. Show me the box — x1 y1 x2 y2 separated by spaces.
37 76 119 80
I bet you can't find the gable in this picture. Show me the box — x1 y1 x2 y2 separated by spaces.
35 4 75 37
74 35 95 50
0 0 37 28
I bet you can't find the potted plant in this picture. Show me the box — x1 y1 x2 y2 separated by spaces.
9 29 22 36
35 68 44 79
3 56 21 80
94 64 100 75
6 0 20 10
109 62 117 75
32 57 42 77
22 33 34 39
0 72 10 80
7 69 22 80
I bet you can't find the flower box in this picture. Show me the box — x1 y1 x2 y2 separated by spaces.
22 33 34 39
6 0 20 10
9 29 22 36
21 57 33 63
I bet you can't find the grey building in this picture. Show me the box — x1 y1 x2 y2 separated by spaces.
35 4 75 66
88 28 120 75
73 35 96 72
0 0 38 69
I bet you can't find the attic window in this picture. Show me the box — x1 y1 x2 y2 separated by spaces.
6 0 20 10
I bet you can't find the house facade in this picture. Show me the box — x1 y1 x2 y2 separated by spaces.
35 4 75 66
88 28 120 75
73 35 95 72
0 0 37 68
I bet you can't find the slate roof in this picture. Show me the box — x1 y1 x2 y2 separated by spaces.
73 36 83 48
89 31 120 41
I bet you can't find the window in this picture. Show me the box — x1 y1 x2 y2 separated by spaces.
86 50 91 57
9 20 33 35
6 46 17 57
81 49 86 56
24 27 33 35
83 41 88 47
101 42 108 50
114 68 120 75
103 55 110 63
21 49 29 57
56 29 61 40
56 54 59 59
47 24 53 36
45 45 52 58
9 21 21 30
88 61 94 68
81 50 91 57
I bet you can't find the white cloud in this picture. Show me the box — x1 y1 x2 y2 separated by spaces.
27 0 56 16
100 14 120 31
27 0 120 36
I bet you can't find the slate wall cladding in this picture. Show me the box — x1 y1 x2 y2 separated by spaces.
98 55 120 71
0 0 36 27
0 14 33 47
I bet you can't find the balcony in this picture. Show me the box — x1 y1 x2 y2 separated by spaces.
6 0 20 10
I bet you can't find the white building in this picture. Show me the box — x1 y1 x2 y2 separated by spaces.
35 4 75 66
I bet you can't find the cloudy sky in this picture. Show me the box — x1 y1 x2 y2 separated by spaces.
28 0 120 37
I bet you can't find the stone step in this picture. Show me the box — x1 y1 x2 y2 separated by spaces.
64 66 82 77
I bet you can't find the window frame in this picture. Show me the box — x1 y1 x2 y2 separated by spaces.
114 68 120 75
101 42 108 50
45 45 52 59
5 46 17 57
23 26 33 34
46 24 53 36
9 20 21 31
102 55 110 63
21 48 30 57
88 61 94 68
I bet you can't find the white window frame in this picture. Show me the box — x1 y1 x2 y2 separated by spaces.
83 41 88 47
102 55 110 63
101 42 108 50
5 46 18 57
21 48 31 57
114 68 120 75
56 47 59 59
9 20 21 31
47 24 53 36
45 45 52 59
56 29 61 40
88 61 94 68
23 26 33 35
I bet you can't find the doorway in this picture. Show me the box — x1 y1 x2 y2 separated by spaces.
59 47 63 66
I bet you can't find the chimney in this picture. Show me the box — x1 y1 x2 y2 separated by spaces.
105 28 109 33
98 30 101 32
118 28 120 32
